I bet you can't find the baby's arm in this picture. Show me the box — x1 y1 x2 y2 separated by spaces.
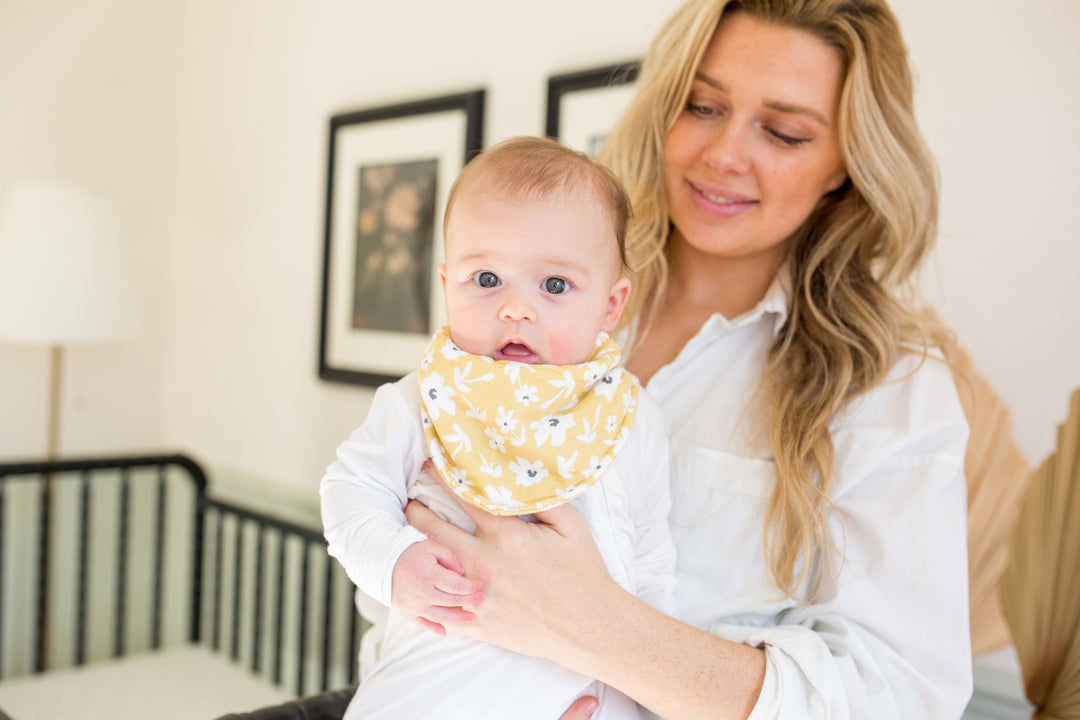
320 376 482 634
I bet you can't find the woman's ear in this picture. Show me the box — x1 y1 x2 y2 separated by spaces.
826 169 848 193
602 277 632 332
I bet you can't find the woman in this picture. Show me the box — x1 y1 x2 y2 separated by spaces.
407 0 972 717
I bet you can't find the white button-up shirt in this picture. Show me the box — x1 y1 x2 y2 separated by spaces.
642 276 972 719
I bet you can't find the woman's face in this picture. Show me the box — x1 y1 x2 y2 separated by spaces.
664 12 847 274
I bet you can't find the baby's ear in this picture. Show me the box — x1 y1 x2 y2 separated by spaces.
602 277 632 332
437 263 447 290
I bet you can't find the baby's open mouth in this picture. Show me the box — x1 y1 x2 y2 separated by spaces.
497 341 538 363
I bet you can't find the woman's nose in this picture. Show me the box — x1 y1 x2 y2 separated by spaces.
702 120 751 175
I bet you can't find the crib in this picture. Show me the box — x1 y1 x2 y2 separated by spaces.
0 454 365 719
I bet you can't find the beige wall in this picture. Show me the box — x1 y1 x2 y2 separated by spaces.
0 0 178 457
2 0 1078 498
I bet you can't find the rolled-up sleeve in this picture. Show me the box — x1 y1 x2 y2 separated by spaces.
732 354 973 719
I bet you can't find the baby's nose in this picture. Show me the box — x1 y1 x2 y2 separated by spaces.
499 294 536 322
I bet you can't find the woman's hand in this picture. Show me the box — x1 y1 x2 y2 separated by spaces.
409 463 765 719
404 461 620 662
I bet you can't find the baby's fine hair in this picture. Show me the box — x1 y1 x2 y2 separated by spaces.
443 136 632 268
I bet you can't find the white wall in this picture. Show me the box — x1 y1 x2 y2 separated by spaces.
2 0 1078 499
905 0 1080 465
0 0 179 458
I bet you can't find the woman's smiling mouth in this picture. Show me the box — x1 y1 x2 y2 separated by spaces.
688 181 756 217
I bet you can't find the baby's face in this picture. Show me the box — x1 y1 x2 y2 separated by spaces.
439 188 629 366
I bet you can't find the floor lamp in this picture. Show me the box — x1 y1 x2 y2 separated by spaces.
0 180 137 455
0 180 137 669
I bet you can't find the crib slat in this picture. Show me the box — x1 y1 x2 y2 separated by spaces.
152 466 167 650
253 523 265 674
321 556 332 691
35 476 51 673
273 531 286 685
232 515 244 661
321 557 333 692
191 488 205 645
213 508 224 651
75 471 91 666
115 468 131 658
298 539 311 695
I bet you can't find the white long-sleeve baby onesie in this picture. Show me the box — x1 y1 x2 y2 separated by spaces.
321 371 678 720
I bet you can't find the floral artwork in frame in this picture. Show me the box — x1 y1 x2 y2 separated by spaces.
318 90 485 386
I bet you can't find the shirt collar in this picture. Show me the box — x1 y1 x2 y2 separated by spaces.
760 266 791 337
703 264 791 338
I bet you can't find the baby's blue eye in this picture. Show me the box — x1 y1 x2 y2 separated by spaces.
543 277 568 294
475 271 500 288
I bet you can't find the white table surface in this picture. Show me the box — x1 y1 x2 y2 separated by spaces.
0 645 293 720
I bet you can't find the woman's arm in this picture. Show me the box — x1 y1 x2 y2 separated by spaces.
658 352 971 719
406 487 766 720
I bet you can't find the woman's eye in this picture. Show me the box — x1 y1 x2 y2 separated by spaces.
543 277 569 295
766 128 810 147
688 102 718 118
475 271 500 288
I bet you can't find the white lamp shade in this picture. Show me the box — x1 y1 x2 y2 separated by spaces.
0 181 138 345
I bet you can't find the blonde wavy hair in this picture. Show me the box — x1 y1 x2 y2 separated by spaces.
599 0 950 597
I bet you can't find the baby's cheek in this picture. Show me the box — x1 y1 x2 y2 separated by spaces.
448 327 486 357
545 330 595 366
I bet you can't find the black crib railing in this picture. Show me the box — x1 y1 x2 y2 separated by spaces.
0 454 206 678
202 497 367 696
0 454 365 697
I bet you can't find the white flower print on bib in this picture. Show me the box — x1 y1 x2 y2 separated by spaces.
418 326 639 516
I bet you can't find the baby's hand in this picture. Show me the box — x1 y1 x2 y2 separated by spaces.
391 539 485 636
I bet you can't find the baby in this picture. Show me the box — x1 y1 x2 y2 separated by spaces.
321 136 676 720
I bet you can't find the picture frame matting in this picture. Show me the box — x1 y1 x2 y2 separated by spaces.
545 61 640 156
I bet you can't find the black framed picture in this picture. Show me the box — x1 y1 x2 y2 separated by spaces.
318 90 485 386
545 61 640 156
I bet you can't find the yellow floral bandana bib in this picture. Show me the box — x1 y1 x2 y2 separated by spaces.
418 326 639 516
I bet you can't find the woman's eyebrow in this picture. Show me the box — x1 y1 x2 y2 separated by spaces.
763 99 830 127
693 71 831 128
